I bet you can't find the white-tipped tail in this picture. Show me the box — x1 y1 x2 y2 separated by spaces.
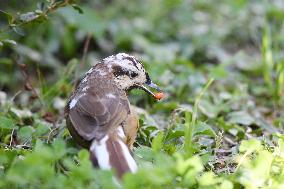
117 140 137 172
89 127 137 178
90 135 111 170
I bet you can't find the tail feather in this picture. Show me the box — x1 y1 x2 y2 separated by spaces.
89 127 137 178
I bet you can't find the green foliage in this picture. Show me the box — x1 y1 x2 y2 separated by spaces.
235 138 284 188
1 0 284 188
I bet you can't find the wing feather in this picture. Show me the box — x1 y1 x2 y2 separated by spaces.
68 83 129 141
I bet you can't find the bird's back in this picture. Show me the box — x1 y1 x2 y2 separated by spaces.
65 63 130 147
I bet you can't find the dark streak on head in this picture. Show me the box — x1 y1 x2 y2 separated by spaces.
112 65 138 78
123 56 139 70
145 72 151 85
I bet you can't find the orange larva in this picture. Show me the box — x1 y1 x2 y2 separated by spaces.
154 92 164 100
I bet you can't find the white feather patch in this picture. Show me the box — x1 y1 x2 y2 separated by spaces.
90 135 111 170
96 69 107 76
82 86 89 92
116 126 126 138
106 93 116 99
69 93 86 109
116 53 127 60
69 98 78 109
118 140 138 173
82 77 88 83
86 67 93 74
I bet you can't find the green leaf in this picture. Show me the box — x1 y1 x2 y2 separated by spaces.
198 100 218 118
0 10 13 24
194 121 216 137
278 137 284 153
34 123 49 136
238 150 274 188
175 154 203 186
52 139 66 159
151 131 164 152
198 172 218 186
71 4 84 14
135 146 155 162
0 116 17 129
165 130 184 141
175 153 203 175
254 118 278 133
78 149 89 161
12 27 25 36
58 7 105 38
227 111 255 126
209 64 228 79
18 126 34 140
239 139 262 153
220 180 233 189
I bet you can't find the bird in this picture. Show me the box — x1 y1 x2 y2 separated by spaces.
65 53 163 178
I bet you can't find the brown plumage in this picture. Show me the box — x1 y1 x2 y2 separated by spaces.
124 106 139 149
65 53 162 178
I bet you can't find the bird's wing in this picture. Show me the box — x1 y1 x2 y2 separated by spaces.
67 84 130 141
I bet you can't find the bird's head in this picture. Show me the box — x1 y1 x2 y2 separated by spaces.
103 53 163 100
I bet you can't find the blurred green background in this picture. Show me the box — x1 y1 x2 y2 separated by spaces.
1 0 284 188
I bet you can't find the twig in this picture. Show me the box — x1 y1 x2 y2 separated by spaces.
16 58 44 106
80 32 92 68
9 129 15 147
224 136 236 146
47 127 58 144
74 32 92 81
45 0 70 15
0 0 71 34
47 112 65 143
4 90 22 115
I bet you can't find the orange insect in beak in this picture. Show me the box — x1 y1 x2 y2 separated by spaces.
154 92 164 100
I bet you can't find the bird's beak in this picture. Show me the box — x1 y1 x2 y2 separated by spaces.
146 81 161 92
134 78 163 100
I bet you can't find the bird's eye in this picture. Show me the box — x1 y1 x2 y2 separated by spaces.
129 71 138 78
112 65 138 79
113 65 127 77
